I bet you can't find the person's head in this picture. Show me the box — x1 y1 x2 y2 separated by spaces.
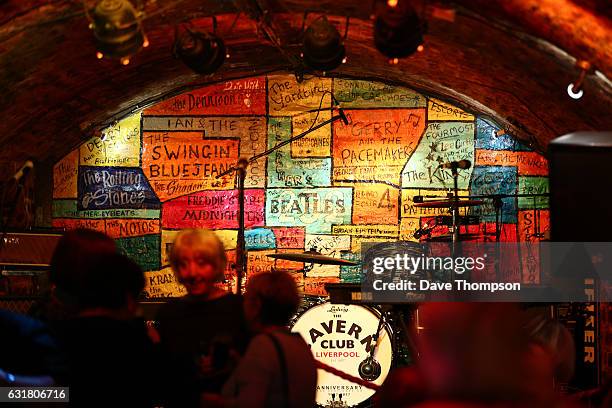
169 229 227 296
524 313 575 384
50 228 117 302
76 252 144 314
244 271 299 330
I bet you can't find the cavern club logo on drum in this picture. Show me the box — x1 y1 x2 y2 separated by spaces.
306 305 372 358
292 303 393 407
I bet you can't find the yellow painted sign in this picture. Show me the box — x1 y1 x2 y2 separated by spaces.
291 110 332 157
80 114 141 167
267 75 332 116
332 224 399 238
351 236 396 252
428 98 474 121
143 268 187 298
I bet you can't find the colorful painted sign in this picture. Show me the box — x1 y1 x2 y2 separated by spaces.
291 110 331 158
518 177 549 209
245 228 276 250
475 150 548 176
53 150 78 199
80 114 141 167
116 234 161 272
351 183 399 225
77 167 159 210
402 122 475 189
162 189 265 229
53 200 159 219
333 109 426 185
265 187 353 233
334 78 426 108
271 227 305 249
142 132 239 201
304 233 351 277
470 166 518 223
475 118 517 151
428 98 474 122
144 77 266 116
267 117 332 188
267 75 332 116
52 74 550 299
141 116 267 188
143 267 187 298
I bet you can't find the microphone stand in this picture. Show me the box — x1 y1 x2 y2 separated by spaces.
216 108 349 295
0 177 29 252
450 164 461 256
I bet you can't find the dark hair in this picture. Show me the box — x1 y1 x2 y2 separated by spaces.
246 272 299 326
76 252 144 310
50 228 117 296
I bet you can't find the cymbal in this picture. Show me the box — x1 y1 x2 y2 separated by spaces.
267 251 359 266
414 199 484 208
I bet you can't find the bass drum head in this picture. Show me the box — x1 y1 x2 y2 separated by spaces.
292 302 393 407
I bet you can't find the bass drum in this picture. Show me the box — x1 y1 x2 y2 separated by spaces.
292 302 393 407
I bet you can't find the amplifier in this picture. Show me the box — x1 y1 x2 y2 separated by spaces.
0 232 62 268
325 283 375 304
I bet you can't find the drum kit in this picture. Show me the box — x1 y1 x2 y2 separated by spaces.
267 249 413 408
218 152 549 406
264 161 551 407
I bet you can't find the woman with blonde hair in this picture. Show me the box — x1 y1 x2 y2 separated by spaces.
156 228 249 407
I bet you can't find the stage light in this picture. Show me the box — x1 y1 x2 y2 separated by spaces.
374 0 426 60
302 16 346 72
173 27 226 75
567 60 591 100
89 0 146 63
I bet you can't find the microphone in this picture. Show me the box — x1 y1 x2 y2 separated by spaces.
12 160 34 184
331 94 349 125
413 222 433 239
337 107 349 125
236 157 249 171
439 159 471 170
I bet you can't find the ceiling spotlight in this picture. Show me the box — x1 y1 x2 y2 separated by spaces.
88 0 146 63
174 23 226 75
374 0 426 60
567 60 591 100
302 16 346 71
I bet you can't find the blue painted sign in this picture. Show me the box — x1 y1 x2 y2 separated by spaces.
77 166 160 210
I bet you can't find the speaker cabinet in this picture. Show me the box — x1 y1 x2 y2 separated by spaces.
549 131 612 242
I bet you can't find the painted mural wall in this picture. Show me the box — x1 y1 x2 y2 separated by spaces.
52 74 550 298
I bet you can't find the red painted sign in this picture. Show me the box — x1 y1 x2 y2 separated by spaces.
162 189 265 229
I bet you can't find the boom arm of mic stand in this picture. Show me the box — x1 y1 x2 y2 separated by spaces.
215 112 347 294
215 112 347 179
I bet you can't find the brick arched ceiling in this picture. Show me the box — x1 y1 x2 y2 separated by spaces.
0 0 611 164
